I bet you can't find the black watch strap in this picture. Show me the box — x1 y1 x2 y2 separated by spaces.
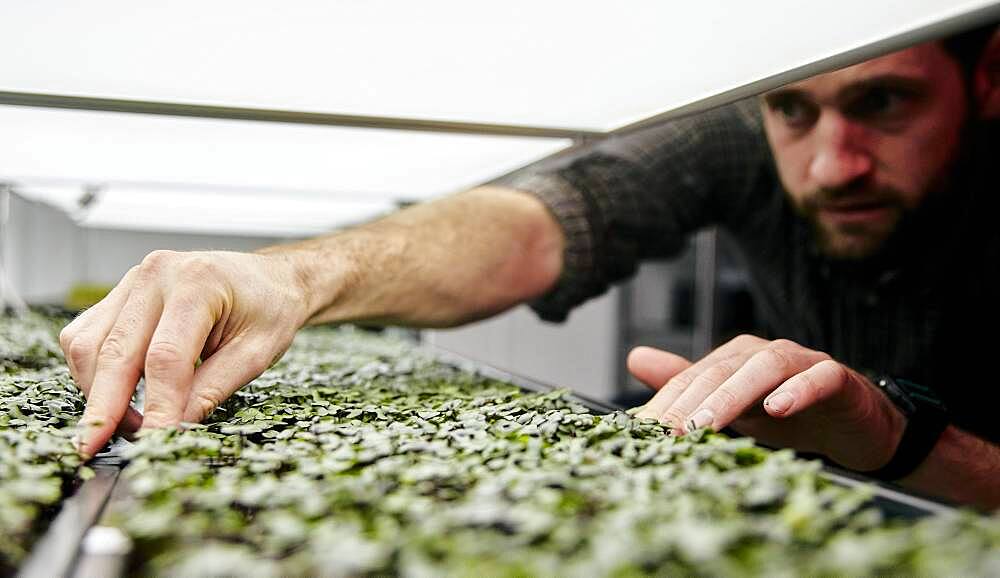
865 376 949 481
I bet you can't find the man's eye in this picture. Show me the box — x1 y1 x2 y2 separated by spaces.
770 99 816 128
848 88 908 119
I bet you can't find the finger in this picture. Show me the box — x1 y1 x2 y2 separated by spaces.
684 342 827 432
60 267 139 395
762 358 850 418
75 407 143 451
59 268 145 439
627 346 692 390
635 334 763 423
660 354 749 431
141 290 218 429
78 286 164 458
182 336 289 423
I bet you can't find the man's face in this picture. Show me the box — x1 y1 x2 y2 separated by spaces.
761 43 968 259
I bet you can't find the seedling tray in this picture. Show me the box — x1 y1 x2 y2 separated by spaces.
6 320 995 578
428 346 956 520
20 347 958 578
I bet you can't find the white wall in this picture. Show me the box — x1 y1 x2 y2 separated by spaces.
79 229 281 289
5 193 79 304
424 290 620 401
5 194 283 304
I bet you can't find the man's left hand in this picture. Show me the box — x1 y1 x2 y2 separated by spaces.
631 335 906 472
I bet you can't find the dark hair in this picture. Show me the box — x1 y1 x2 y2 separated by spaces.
941 22 997 80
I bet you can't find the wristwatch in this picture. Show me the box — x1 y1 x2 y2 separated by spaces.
865 375 950 481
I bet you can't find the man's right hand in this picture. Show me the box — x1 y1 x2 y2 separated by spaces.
57 187 566 458
59 250 312 457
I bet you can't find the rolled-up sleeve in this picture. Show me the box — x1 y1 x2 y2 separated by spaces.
503 100 769 322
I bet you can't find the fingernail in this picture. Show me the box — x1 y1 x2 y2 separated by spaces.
71 433 93 459
765 392 794 414
687 408 715 432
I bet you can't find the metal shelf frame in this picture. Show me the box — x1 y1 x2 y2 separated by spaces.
0 90 600 142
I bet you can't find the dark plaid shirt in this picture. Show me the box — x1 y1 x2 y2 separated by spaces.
505 100 999 441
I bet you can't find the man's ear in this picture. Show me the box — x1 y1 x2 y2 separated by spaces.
974 26 1000 119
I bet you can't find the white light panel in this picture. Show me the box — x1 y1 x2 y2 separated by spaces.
0 106 570 199
10 182 84 215
79 187 394 237
2 0 994 131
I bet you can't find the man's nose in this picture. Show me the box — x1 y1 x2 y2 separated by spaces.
807 114 873 189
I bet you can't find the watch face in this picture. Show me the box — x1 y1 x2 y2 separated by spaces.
896 378 949 412
877 377 917 416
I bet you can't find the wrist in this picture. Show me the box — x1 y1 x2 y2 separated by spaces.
818 371 907 471
864 376 950 481
275 227 411 326
286 249 330 325
258 242 355 326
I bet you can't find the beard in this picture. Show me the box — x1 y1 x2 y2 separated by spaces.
794 186 909 261
795 118 996 262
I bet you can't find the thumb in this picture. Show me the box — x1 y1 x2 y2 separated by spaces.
626 346 692 391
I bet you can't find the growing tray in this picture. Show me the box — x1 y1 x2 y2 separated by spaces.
429 346 956 520
16 343 957 578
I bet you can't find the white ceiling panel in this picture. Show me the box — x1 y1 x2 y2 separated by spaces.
0 105 570 199
2 0 996 131
79 187 394 237
9 182 83 214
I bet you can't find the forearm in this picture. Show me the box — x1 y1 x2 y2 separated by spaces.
898 426 1000 510
260 186 564 328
